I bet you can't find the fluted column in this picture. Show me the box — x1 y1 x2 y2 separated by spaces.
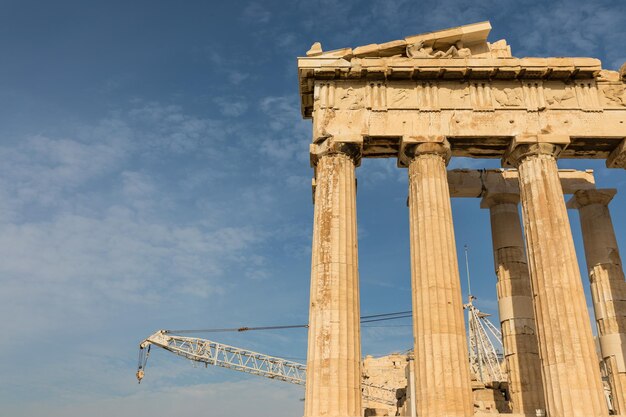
402 137 473 417
568 188 626 415
304 140 362 417
481 193 545 415
504 139 609 417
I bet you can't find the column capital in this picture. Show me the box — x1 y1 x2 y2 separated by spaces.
567 188 617 209
607 139 626 169
310 136 363 167
398 135 451 167
502 134 570 168
480 192 520 209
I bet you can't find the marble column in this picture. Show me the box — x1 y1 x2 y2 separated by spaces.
504 140 608 417
481 193 545 415
403 138 473 417
568 188 626 415
304 142 362 417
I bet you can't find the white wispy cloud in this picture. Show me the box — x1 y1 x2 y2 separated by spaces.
203 45 254 87
241 2 272 24
0 101 279 398
127 100 238 154
258 95 310 165
213 96 249 117
0 97 319 417
6 378 303 417
0 132 129 218
228 71 251 85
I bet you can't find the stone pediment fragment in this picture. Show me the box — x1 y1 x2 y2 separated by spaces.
404 21 491 50
306 42 323 56
306 21 508 61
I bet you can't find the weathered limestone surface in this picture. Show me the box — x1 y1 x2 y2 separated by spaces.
568 189 626 415
504 139 609 417
447 168 595 197
362 354 407 416
299 22 626 165
472 385 510 414
481 193 545 415
305 146 362 417
608 139 626 169
300 21 624 417
404 138 473 417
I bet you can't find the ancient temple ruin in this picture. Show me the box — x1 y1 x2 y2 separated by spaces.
298 22 626 417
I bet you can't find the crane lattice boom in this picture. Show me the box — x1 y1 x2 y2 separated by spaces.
138 331 397 407
140 331 306 384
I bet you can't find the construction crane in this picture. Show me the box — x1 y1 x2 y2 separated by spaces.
465 295 506 384
137 330 398 407
463 245 506 384
135 254 506 407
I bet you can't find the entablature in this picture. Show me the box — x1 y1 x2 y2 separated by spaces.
307 78 626 163
301 22 626 167
299 57 603 117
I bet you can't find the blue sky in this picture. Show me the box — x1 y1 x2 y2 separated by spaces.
0 1 625 416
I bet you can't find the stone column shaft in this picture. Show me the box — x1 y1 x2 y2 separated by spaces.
405 140 473 417
568 189 626 414
482 194 545 415
505 142 608 417
305 150 361 417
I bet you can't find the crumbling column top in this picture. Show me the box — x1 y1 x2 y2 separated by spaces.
309 137 363 167
567 188 617 209
447 168 595 198
398 135 451 167
502 134 570 167
480 192 520 208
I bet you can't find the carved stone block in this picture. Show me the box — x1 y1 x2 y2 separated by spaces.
544 82 577 108
599 84 626 107
386 82 418 109
492 82 524 108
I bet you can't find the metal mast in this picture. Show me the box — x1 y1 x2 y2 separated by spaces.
463 245 506 384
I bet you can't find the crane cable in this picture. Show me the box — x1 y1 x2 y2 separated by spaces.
164 310 412 334
136 344 150 382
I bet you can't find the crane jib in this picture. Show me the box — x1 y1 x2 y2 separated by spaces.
136 330 397 406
